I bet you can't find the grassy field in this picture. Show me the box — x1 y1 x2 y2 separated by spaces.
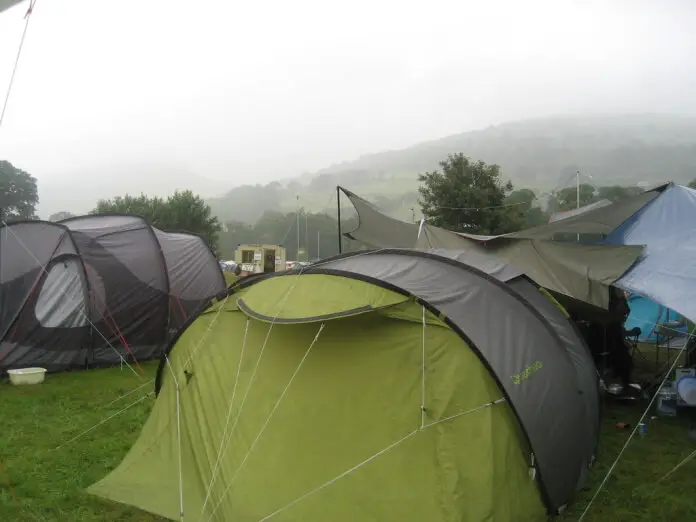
0 354 695 521
0 362 164 522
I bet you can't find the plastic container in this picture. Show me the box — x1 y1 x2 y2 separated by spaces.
638 423 647 437
676 375 696 406
656 381 678 416
7 367 46 385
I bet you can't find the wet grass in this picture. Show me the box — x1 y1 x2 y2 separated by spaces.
0 362 164 522
0 347 694 521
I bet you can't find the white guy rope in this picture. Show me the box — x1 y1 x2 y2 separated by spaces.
658 447 696 483
0 0 36 133
196 318 251 519
165 356 185 522
0 220 142 379
253 397 506 522
204 323 326 522
420 305 426 429
177 294 231 372
197 266 311 521
54 391 153 451
422 397 506 430
577 337 689 521
104 378 154 408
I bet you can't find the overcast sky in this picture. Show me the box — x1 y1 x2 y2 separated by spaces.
1 0 695 217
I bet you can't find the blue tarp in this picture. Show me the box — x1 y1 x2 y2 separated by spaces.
605 184 696 322
624 294 688 342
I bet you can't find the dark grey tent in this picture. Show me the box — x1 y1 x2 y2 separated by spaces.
0 214 226 372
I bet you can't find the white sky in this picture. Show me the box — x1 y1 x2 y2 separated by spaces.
1 0 695 217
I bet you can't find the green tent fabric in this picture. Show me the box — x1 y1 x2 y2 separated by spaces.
90 253 600 521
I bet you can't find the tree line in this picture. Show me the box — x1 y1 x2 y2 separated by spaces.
4 155 696 260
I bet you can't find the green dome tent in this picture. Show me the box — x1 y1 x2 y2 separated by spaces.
89 250 599 522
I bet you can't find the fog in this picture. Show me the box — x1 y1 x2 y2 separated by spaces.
1 0 695 217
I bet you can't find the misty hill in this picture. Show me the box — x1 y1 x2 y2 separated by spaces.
38 162 230 219
210 114 696 224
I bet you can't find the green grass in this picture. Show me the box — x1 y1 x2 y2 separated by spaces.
0 362 164 522
0 351 695 521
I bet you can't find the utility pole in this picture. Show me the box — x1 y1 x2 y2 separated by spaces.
576 171 581 243
336 186 343 254
410 207 416 223
296 195 300 262
305 208 309 261
317 230 321 260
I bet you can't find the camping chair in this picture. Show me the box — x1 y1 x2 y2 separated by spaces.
623 326 645 361
654 320 691 369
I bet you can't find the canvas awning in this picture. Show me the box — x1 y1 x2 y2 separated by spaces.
340 187 644 310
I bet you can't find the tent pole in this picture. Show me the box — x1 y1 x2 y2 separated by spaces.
336 186 343 254
576 170 581 243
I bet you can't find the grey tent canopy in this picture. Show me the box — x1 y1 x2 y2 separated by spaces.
339 186 644 310
0 214 226 372
0 0 25 14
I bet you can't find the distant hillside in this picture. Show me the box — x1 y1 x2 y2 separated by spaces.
38 162 229 218
209 114 696 224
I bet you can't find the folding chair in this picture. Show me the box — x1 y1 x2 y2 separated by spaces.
654 320 691 370
623 326 644 361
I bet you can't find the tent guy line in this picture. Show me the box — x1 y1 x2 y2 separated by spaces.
196 318 251 521
53 391 155 452
165 355 185 522
658 447 696 484
203 322 327 522
0 0 36 134
175 294 232 374
104 378 154 408
198 265 316 520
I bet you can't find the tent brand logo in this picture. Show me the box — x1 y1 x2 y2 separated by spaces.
511 361 544 385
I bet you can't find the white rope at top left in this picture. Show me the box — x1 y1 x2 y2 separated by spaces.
0 0 37 135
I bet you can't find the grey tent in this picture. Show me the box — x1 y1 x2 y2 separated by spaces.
339 186 644 310
0 214 226 372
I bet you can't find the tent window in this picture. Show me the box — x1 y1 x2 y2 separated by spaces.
35 259 88 328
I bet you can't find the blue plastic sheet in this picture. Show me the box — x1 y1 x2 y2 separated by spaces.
605 184 696 322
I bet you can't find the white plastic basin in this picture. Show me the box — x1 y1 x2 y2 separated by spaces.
676 375 696 406
7 367 46 386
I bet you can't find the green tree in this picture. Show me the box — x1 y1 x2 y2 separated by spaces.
94 190 221 249
504 188 549 228
689 179 696 190
417 153 516 234
552 183 596 211
48 211 75 222
0 160 38 221
597 185 642 202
